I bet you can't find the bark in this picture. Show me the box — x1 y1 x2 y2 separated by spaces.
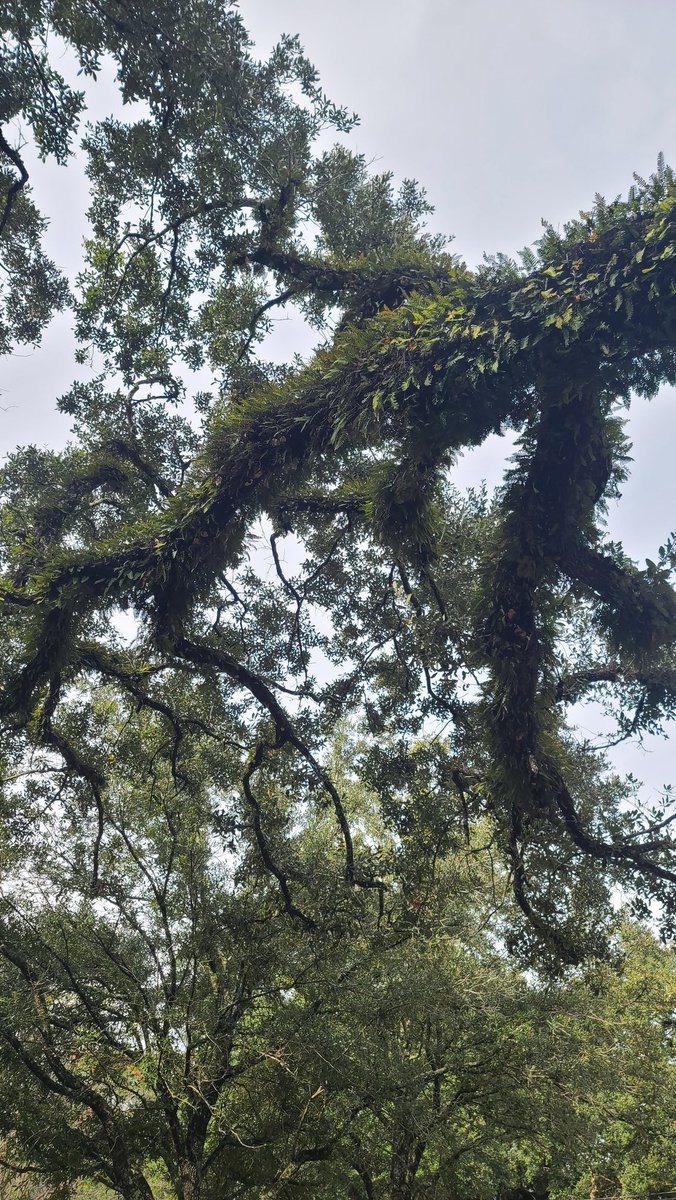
178 1160 200 1200
389 1120 425 1200
112 1168 155 1200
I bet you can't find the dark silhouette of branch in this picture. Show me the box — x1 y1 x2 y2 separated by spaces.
0 130 29 237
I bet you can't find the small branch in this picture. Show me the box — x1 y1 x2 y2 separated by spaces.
239 285 301 359
172 636 382 892
555 663 621 702
158 225 180 331
241 737 315 929
270 531 306 676
506 813 580 964
0 130 29 237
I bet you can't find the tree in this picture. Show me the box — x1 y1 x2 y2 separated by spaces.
554 923 676 1200
0 697 361 1200
273 919 676 1200
1 691 674 1200
0 0 672 1056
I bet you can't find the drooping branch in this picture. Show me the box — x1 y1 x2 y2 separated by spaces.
2 186 676 929
560 542 676 653
5 195 672 643
241 737 315 929
479 362 676 936
172 635 360 885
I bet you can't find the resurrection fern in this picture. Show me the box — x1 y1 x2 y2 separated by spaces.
0 0 675 965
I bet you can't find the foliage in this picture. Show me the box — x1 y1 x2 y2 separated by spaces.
0 698 674 1200
0 4 675 1198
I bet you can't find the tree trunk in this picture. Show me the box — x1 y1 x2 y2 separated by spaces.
114 1171 156 1200
178 1160 201 1200
103 1122 155 1200
389 1122 425 1200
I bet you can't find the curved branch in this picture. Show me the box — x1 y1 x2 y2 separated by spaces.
172 636 358 882
561 543 676 654
239 285 302 360
241 738 315 929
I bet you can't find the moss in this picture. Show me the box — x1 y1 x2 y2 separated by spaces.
4 189 676 725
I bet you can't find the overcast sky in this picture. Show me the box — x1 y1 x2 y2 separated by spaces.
244 0 676 522
243 1 676 794
2 0 675 792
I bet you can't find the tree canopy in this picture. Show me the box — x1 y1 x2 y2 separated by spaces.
0 4 675 1198
0 702 674 1200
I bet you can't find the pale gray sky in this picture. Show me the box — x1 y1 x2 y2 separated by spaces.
243 1 676 795
243 0 676 545
1 0 675 792
247 0 676 264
